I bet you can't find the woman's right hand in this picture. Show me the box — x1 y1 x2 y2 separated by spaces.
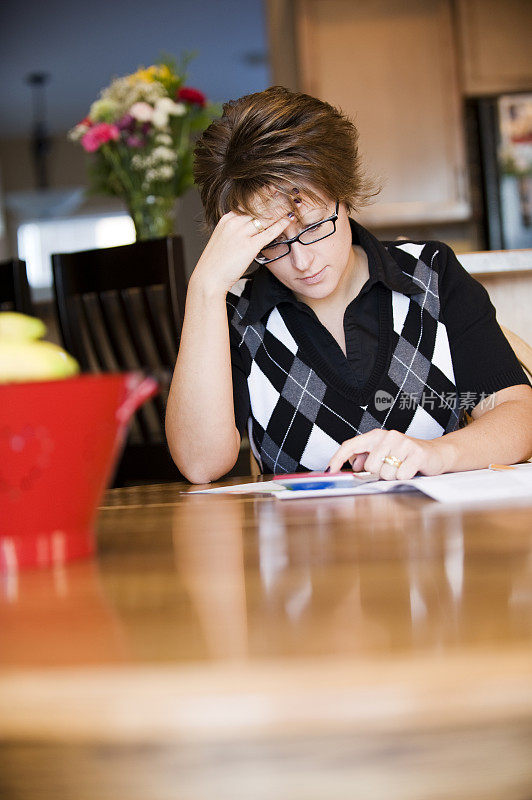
190 209 292 295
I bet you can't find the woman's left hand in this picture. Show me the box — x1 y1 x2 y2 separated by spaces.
325 428 452 480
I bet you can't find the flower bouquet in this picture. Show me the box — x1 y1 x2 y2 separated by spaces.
498 95 532 228
69 56 218 240
499 97 532 178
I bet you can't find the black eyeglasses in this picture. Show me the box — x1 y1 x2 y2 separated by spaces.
254 200 340 265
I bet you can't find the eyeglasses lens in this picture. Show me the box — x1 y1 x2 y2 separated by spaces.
298 219 335 245
257 219 335 263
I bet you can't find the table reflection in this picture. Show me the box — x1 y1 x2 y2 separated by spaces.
167 493 532 661
0 558 129 667
172 494 248 658
4 488 532 670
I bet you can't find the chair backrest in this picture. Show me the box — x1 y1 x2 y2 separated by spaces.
52 237 187 483
0 259 34 314
500 325 532 381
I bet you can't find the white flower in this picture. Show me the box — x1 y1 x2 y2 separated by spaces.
143 164 175 185
130 101 153 122
159 97 186 115
155 133 173 146
151 146 177 162
68 123 90 142
89 97 118 122
152 112 168 130
157 165 174 180
96 75 165 119
131 154 147 170
152 97 186 128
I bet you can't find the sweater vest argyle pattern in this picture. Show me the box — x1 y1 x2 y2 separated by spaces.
227 242 460 474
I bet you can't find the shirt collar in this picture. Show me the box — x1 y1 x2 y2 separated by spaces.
241 217 420 325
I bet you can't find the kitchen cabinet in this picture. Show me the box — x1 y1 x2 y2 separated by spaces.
270 0 471 227
455 0 532 96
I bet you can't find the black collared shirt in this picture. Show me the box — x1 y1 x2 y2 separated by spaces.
230 219 529 435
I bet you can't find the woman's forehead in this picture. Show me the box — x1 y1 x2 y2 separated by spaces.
250 189 329 221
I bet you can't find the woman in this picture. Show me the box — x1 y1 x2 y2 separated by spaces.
166 86 532 483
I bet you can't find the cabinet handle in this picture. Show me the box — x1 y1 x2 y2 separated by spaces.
455 166 468 201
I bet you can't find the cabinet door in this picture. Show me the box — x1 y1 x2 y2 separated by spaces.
295 0 470 226
456 0 532 96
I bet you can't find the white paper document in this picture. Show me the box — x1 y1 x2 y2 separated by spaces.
410 463 532 504
191 463 532 505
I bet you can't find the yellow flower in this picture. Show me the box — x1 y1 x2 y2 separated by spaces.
156 65 172 82
130 65 173 84
131 67 155 83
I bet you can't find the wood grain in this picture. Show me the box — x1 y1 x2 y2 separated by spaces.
2 480 532 798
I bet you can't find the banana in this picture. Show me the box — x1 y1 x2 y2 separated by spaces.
0 340 80 383
0 312 80 383
0 312 46 341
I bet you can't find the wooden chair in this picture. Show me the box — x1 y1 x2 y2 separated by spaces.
501 325 532 463
249 440 261 478
500 325 532 381
0 258 34 314
52 237 187 487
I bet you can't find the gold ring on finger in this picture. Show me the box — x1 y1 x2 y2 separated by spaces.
251 218 264 232
382 454 403 468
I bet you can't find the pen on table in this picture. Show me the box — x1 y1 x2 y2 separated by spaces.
489 463 516 471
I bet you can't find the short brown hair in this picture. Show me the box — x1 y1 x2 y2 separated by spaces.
193 85 379 228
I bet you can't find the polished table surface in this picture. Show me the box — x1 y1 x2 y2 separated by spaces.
2 478 532 799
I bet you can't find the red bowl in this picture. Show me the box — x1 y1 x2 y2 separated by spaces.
0 372 158 571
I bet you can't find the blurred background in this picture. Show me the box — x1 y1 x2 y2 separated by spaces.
0 0 531 302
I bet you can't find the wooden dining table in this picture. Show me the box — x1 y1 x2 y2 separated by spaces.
1 476 532 800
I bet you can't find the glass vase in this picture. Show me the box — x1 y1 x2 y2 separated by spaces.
127 195 176 241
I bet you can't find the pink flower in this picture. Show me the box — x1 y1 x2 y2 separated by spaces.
81 123 120 153
177 87 207 107
126 135 144 148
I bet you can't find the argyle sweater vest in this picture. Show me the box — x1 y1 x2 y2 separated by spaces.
227 242 460 474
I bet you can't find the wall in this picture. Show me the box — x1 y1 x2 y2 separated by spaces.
0 135 208 280
0 0 271 270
